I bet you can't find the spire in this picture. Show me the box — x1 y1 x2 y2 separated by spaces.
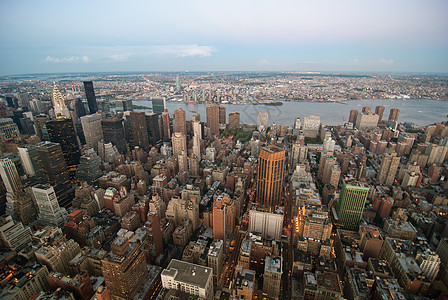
52 82 70 118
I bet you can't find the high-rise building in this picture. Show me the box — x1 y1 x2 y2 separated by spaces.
145 113 161 145
208 239 224 284
83 81 98 114
80 113 103 151
172 132 187 157
334 179 370 231
228 111 240 130
18 145 45 180
46 118 81 178
355 112 379 130
0 158 37 225
0 215 32 251
161 109 171 139
213 198 226 242
151 97 166 115
115 99 133 112
257 112 268 131
377 153 400 187
147 212 164 256
248 205 284 240
101 237 148 299
256 146 285 208
52 82 70 118
219 105 226 125
0 118 20 142
76 149 102 185
161 259 214 300
375 106 385 122
101 117 127 153
193 121 202 139
32 184 67 227
388 108 400 122
206 104 219 135
348 110 358 124
189 153 199 177
176 76 181 92
127 112 149 150
72 98 87 118
173 108 187 136
263 256 283 299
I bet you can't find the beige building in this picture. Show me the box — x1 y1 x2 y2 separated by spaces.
172 132 187 157
263 256 282 299
80 113 103 151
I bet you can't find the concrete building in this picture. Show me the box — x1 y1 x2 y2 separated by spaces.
302 115 320 137
80 113 103 151
376 153 400 187
35 239 81 274
173 108 187 136
0 215 31 251
172 132 187 157
355 112 380 130
256 145 285 208
248 205 284 240
257 112 268 131
161 259 214 300
207 239 224 285
206 104 219 135
388 108 400 122
263 256 282 299
228 111 240 130
32 184 67 227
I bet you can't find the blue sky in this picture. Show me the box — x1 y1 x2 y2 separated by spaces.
1 0 447 75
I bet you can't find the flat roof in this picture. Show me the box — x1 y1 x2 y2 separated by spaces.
162 259 212 289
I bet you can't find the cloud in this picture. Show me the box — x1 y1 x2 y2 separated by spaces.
259 59 271 65
44 56 89 63
379 58 394 64
109 53 131 62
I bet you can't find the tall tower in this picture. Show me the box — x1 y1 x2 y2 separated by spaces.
228 111 240 130
176 76 181 92
32 184 67 227
46 118 80 178
375 106 385 122
388 108 400 122
83 81 98 114
127 112 149 150
219 105 226 125
52 82 70 118
80 113 103 151
173 108 187 136
161 109 171 139
101 117 127 153
145 113 161 145
376 153 400 186
172 133 187 157
213 198 226 243
151 97 166 115
0 158 37 225
206 104 219 135
334 179 369 230
256 146 286 208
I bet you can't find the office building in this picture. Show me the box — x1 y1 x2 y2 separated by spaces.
83 81 98 114
161 259 214 300
18 145 45 180
76 149 102 185
302 115 320 137
248 205 284 240
219 105 226 124
263 256 282 299
173 108 187 135
151 97 166 115
52 82 70 118
388 108 400 122
333 179 370 231
232 266 255 300
127 112 150 150
213 198 226 242
32 184 67 227
208 239 224 284
161 109 171 139
0 158 37 225
145 112 161 144
80 113 103 151
206 104 219 135
0 118 20 142
228 111 240 130
0 214 32 251
375 105 385 122
193 120 202 139
46 118 81 177
101 237 148 299
35 239 81 274
72 98 87 118
355 112 380 130
172 132 187 157
256 145 285 208
101 117 127 153
257 112 268 131
377 153 400 186
115 99 133 112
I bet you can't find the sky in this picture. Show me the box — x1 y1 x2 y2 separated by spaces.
1 0 447 75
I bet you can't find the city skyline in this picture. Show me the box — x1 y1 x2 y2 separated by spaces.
1 0 448 75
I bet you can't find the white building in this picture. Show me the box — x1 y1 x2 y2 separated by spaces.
248 205 284 240
161 259 214 300
416 250 441 281
80 113 103 151
206 147 216 162
0 215 31 251
32 184 67 227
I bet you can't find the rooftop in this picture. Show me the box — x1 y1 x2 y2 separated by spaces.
162 259 212 288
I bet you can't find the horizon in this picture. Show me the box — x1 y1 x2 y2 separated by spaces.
1 0 447 75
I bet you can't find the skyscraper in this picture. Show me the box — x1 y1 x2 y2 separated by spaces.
219 105 226 125
0 158 37 225
151 97 166 115
46 118 80 178
0 118 20 142
127 112 149 150
32 184 67 227
228 111 240 130
173 108 187 136
388 108 400 122
80 113 103 151
206 104 219 135
52 82 70 118
83 81 98 114
334 179 369 230
256 146 286 208
375 105 385 122
161 109 171 139
17 145 45 181
101 117 127 153
213 198 226 243
377 153 400 187
145 113 161 145
257 112 268 131
172 132 187 157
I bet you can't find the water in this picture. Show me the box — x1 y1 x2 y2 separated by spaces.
125 99 447 127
